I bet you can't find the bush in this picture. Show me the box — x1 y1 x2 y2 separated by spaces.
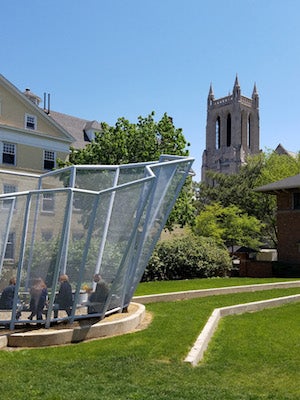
142 234 232 281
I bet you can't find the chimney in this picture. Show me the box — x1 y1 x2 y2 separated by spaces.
24 88 41 106
43 92 51 114
48 93 50 114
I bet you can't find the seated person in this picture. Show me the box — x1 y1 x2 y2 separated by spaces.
54 274 73 318
28 277 48 321
0 277 21 319
88 274 109 314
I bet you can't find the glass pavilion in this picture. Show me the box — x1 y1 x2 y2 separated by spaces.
0 155 194 329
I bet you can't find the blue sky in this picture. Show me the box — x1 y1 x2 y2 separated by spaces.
1 0 300 179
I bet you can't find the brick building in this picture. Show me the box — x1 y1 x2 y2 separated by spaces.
257 174 300 264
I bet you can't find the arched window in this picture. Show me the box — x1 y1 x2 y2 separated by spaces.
247 115 251 147
216 116 221 149
226 114 231 147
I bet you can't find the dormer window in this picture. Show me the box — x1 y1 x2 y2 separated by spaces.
25 113 37 130
85 129 96 142
84 120 102 142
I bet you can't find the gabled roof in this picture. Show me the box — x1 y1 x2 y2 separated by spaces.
230 246 257 253
49 111 102 149
0 74 74 144
255 174 300 193
274 143 297 158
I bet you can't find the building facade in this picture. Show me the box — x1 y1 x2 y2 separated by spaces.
0 74 102 269
257 174 300 265
0 74 75 175
202 76 260 182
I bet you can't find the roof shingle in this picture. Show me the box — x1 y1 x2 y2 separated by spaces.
49 111 102 149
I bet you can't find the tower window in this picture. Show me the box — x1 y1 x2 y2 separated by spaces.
247 115 251 148
226 114 231 147
216 117 221 149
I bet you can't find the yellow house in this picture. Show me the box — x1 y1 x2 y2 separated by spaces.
0 74 74 175
0 74 95 269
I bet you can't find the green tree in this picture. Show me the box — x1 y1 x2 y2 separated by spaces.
195 150 300 246
192 202 264 252
62 112 189 166
59 112 194 229
256 149 300 186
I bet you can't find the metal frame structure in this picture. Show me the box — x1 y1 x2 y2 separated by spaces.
0 155 194 329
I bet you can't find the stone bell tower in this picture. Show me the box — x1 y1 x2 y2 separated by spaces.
201 76 260 182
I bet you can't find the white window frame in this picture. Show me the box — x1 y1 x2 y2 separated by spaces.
42 192 55 213
4 232 15 260
2 142 16 165
3 184 17 209
25 113 37 130
73 195 82 211
44 150 56 170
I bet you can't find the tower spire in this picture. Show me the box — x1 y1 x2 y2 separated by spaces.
234 74 240 87
207 83 214 108
252 82 259 108
233 74 241 100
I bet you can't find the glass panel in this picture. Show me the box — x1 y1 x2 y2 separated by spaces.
0 156 194 328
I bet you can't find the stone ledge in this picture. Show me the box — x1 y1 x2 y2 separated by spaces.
0 335 8 349
5 303 145 348
133 280 300 304
184 294 300 367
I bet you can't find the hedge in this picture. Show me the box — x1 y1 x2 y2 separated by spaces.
142 234 232 281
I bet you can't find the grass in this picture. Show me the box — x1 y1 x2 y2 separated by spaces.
134 276 300 296
0 280 299 399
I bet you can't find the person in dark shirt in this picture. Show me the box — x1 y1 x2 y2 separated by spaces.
54 274 73 318
28 277 48 321
88 274 109 314
0 277 21 319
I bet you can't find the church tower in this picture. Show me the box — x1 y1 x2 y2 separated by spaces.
201 76 260 182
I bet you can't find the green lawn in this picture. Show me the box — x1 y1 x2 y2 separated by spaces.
134 276 300 296
0 280 299 399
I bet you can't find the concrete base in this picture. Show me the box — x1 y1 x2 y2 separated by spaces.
3 303 145 349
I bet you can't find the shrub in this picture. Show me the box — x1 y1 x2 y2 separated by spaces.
142 234 232 281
